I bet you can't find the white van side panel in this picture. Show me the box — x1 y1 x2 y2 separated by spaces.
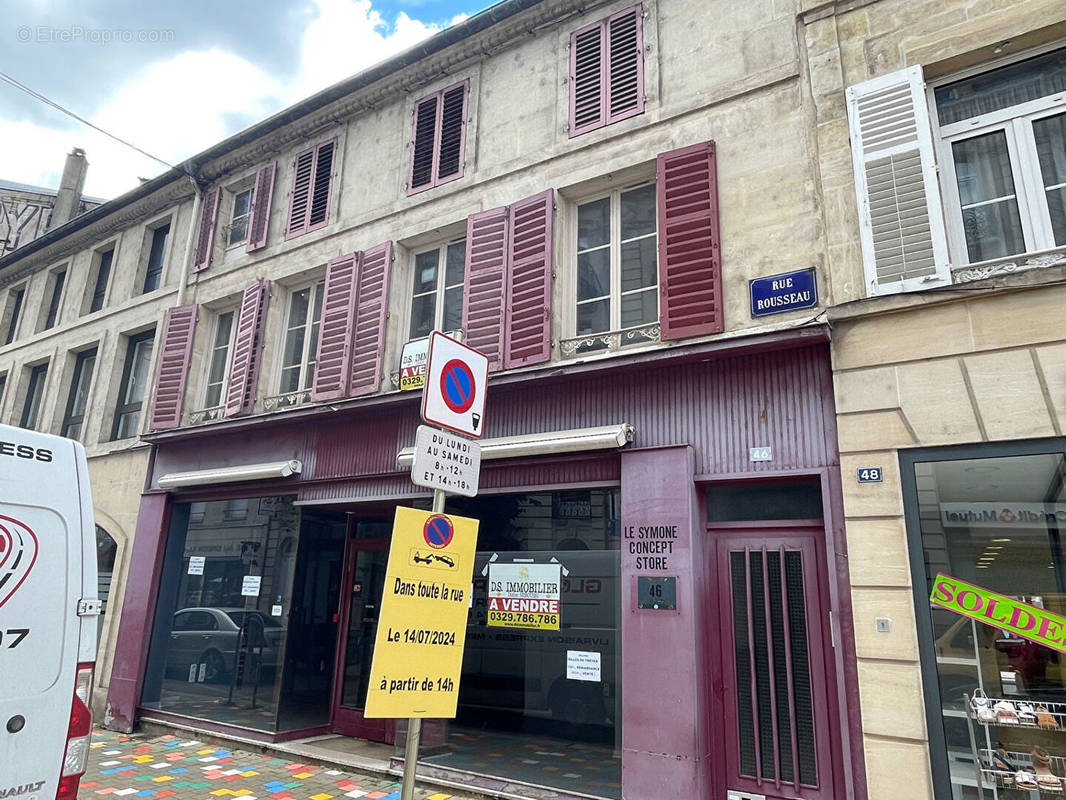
0 425 97 791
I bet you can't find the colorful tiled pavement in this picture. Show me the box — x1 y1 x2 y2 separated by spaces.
80 728 476 800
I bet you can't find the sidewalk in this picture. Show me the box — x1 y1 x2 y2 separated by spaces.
80 727 479 800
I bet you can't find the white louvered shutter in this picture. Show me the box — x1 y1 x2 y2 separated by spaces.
846 65 951 295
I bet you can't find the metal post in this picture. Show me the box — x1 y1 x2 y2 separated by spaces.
400 488 447 800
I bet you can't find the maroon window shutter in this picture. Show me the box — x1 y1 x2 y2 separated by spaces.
437 81 468 182
463 206 509 371
606 6 644 124
286 147 315 238
657 141 723 341
246 161 276 253
192 187 221 272
224 279 271 417
149 304 197 430
311 252 361 402
307 140 335 231
348 241 393 397
410 95 439 192
570 21 605 136
505 190 554 368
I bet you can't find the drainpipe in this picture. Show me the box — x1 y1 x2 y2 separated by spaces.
175 175 203 307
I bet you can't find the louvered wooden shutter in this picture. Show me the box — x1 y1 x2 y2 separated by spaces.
224 280 270 417
505 190 554 368
846 66 950 295
307 140 335 230
437 82 467 181
192 187 221 272
410 95 438 192
349 241 393 397
311 252 361 402
606 6 644 124
246 161 276 253
570 21 605 136
463 207 509 371
286 147 315 238
149 304 197 430
657 141 723 341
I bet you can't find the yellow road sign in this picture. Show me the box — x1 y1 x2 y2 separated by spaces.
363 506 478 718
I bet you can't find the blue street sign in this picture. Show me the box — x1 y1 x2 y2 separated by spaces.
750 268 818 317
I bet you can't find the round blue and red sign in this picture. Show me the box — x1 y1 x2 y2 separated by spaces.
440 359 476 414
423 514 454 549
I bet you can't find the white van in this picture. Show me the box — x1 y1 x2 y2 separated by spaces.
0 424 98 799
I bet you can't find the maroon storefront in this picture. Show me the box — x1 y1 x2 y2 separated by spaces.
104 330 867 800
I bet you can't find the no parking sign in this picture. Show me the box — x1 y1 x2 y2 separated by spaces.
421 332 489 439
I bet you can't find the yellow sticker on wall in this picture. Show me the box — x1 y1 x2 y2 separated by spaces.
363 506 478 718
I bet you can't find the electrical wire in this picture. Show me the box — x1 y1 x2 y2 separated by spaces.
0 68 177 171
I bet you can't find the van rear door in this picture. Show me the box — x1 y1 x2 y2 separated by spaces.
0 424 98 797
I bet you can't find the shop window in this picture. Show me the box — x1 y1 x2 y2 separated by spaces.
96 526 118 646
935 48 1066 263
708 479 823 522
61 347 97 440
278 281 324 394
413 490 623 797
574 182 657 353
141 497 348 733
409 238 465 339
111 330 155 440
905 448 1066 798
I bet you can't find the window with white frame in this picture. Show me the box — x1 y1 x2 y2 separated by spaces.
574 182 657 351
228 188 253 247
278 281 324 394
409 239 465 339
934 47 1066 264
203 310 235 408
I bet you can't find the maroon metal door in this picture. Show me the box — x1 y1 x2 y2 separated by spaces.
715 531 837 800
330 534 391 741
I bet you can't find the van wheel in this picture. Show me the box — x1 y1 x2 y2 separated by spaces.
550 684 605 725
200 650 229 684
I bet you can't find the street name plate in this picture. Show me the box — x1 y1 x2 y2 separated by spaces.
411 424 481 497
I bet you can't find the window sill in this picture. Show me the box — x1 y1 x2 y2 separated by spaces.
952 246 1066 284
560 323 660 358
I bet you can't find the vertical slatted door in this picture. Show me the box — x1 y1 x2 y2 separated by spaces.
504 190 554 368
719 536 835 799
148 304 198 430
246 161 276 252
349 242 393 397
286 148 316 238
437 81 468 183
606 5 644 124
463 206 509 371
224 280 270 418
311 252 361 402
193 187 221 272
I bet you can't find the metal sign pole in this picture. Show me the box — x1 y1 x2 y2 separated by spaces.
400 486 446 800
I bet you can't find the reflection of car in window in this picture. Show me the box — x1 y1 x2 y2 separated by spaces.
166 607 285 684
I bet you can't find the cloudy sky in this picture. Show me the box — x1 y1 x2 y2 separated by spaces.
0 0 490 199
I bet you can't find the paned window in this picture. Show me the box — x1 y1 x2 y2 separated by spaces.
408 81 468 194
112 331 155 440
89 248 113 313
286 140 335 238
20 363 48 430
143 224 170 293
575 183 657 349
228 189 253 246
409 239 465 339
61 348 97 440
204 310 235 408
569 5 644 137
279 282 324 393
42 268 66 330
935 47 1066 263
3 286 25 345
